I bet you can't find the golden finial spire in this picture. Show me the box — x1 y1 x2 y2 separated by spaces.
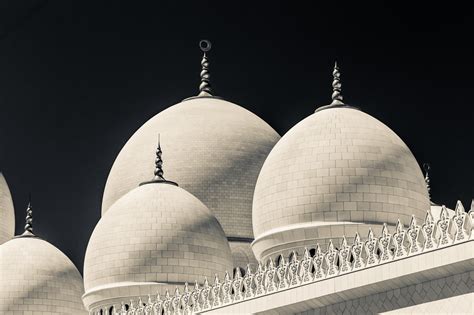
198 40 212 97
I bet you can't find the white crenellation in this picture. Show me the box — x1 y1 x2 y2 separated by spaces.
378 223 393 262
91 201 473 315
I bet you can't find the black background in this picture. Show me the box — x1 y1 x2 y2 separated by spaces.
0 1 472 272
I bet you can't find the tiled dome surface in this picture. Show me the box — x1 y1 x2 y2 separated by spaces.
253 108 429 239
84 183 233 292
101 97 280 240
0 173 14 245
0 237 86 314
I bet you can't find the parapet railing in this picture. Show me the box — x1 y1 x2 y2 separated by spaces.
93 201 473 315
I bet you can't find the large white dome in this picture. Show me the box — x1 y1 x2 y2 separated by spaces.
252 107 430 260
102 97 280 239
0 172 15 245
0 236 86 314
84 181 233 311
101 96 280 267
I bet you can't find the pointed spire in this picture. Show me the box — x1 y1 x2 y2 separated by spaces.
198 40 213 97
139 134 178 187
154 134 165 181
423 163 432 201
315 62 359 112
17 195 36 238
331 61 344 105
24 195 33 234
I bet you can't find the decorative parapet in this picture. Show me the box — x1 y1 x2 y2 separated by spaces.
92 202 473 315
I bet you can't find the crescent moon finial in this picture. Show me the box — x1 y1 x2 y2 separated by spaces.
198 40 213 96
199 39 212 52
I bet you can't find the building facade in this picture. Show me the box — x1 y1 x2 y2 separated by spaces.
0 41 472 314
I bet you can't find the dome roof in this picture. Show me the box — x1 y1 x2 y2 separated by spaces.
0 173 15 245
0 236 86 314
102 97 280 240
252 107 430 260
84 182 233 309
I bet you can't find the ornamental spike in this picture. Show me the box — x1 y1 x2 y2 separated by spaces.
20 194 35 237
328 239 335 251
367 228 374 240
154 134 165 181
409 215 418 229
455 200 465 215
423 163 432 201
246 264 253 275
304 247 310 259
214 273 220 284
382 223 389 237
331 61 344 105
198 40 213 97
396 219 403 233
354 232 361 243
24 197 33 233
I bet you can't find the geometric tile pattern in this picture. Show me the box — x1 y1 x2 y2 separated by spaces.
297 271 473 315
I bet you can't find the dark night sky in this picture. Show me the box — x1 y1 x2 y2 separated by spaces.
0 1 472 273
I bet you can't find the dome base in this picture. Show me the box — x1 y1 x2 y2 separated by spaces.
314 103 360 113
251 220 409 262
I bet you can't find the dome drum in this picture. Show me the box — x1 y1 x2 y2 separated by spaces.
252 221 402 262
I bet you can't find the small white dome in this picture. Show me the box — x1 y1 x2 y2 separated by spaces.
0 236 86 314
0 173 15 245
84 182 233 310
252 107 430 260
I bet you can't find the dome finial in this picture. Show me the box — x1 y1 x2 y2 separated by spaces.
139 134 178 187
20 194 36 237
331 61 344 105
315 61 358 112
154 134 165 181
423 163 431 200
198 40 213 97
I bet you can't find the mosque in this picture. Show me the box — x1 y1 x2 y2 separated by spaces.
0 40 472 314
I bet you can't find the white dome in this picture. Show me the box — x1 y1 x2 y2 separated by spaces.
0 236 86 314
102 97 280 242
84 182 233 310
0 173 15 245
252 107 430 260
